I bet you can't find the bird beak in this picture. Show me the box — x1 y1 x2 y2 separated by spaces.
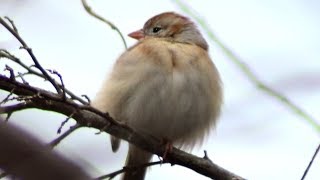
128 29 144 40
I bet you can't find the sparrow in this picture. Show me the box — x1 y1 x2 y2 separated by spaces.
92 12 223 180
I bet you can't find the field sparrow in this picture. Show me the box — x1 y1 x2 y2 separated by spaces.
92 12 223 180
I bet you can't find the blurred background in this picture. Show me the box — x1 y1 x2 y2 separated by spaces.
0 0 319 179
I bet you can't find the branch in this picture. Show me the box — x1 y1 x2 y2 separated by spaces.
0 74 245 180
81 0 127 49
95 161 163 180
49 124 81 148
301 143 320 180
172 0 320 133
0 17 62 94
0 117 90 180
0 41 88 105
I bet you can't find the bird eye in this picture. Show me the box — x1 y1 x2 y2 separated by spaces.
152 27 161 33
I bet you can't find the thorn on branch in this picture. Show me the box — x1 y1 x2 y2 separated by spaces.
203 150 213 163
19 46 31 51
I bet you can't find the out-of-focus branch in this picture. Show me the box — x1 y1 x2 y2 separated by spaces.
81 0 127 49
0 117 90 180
301 143 320 180
172 0 320 133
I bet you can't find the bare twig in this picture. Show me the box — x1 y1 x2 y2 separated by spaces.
95 161 164 180
0 88 15 105
1 45 88 105
172 0 320 132
81 94 91 104
49 124 81 148
0 102 32 114
81 0 127 49
4 16 18 33
0 17 62 94
17 72 29 85
301 143 320 180
47 69 66 100
4 65 15 80
57 111 75 134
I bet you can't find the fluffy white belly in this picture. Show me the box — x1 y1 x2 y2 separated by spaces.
122 66 214 148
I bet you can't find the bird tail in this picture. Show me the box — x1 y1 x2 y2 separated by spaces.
122 145 153 180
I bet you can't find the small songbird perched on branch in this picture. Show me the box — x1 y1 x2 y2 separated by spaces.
92 12 223 180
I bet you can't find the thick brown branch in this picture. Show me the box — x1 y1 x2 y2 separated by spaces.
0 74 245 180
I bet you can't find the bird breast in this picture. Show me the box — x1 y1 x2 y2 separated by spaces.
94 38 222 149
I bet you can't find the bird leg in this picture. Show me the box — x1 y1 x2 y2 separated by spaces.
160 138 173 161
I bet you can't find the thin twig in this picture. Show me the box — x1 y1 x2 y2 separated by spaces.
0 17 62 94
47 69 66 100
49 124 81 148
0 88 15 105
4 16 18 33
81 94 91 104
81 0 127 49
172 0 320 132
57 112 75 134
4 65 15 80
301 143 320 180
0 48 88 105
17 72 29 85
95 161 164 180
